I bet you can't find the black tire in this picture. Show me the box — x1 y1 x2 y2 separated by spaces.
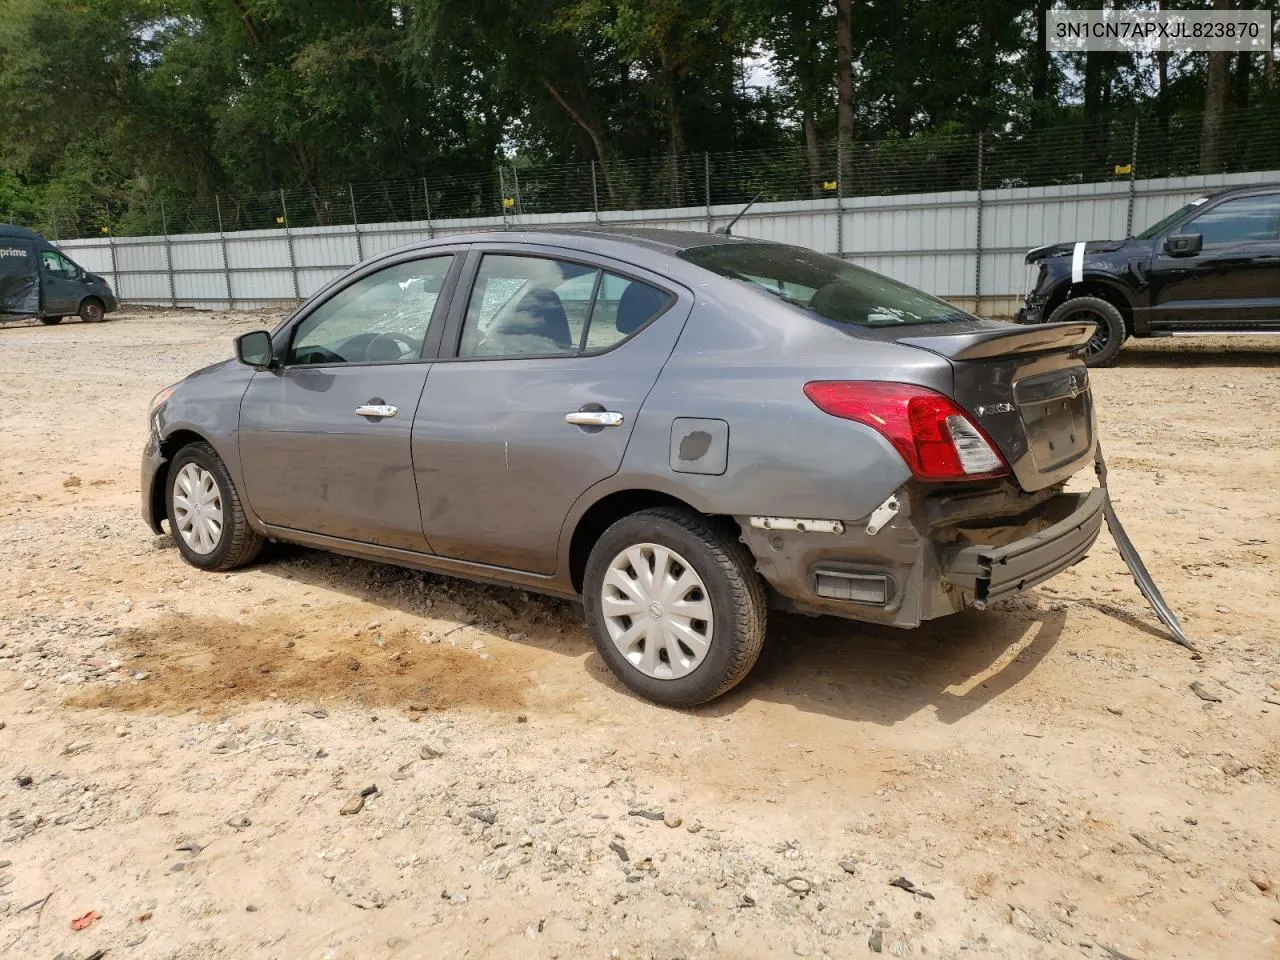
1048 296 1126 367
165 441 264 571
78 298 105 323
583 507 767 708
39 316 63 325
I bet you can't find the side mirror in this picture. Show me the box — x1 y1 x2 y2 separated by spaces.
235 330 274 368
1164 233 1202 258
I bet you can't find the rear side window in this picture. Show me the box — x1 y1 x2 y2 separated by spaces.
458 254 671 358
679 242 971 328
1183 194 1280 246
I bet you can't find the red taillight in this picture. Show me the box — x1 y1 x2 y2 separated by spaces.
803 381 1009 481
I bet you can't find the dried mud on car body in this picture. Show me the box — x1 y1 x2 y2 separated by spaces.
1 310 1279 959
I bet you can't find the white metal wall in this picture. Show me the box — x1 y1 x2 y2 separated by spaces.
57 169 1280 317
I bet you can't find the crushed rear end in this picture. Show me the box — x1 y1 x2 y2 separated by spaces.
745 320 1106 625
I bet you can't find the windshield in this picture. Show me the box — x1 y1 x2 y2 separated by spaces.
678 242 972 328
1136 199 1206 240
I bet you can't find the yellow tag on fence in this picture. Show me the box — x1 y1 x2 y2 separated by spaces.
275 216 285 225
1114 163 1132 175
503 197 515 209
823 180 838 191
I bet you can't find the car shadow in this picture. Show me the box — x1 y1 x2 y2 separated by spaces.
253 544 1064 727
1114 343 1280 367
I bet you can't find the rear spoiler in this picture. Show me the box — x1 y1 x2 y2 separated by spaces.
893 321 1093 361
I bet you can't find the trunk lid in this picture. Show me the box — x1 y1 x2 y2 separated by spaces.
890 320 1096 492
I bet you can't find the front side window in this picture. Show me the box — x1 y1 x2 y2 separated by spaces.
1182 194 1280 246
288 256 453 365
679 242 971 328
41 251 77 279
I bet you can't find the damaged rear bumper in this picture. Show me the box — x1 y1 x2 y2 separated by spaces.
941 488 1105 606
738 486 1105 627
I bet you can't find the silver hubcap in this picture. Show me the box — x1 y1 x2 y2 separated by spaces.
601 543 713 680
172 462 223 555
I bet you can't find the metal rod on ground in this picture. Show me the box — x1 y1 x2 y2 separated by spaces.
422 177 434 239
215 195 233 310
280 188 300 302
498 167 510 229
704 152 712 232
591 161 601 224
160 198 176 308
974 132 984 316
1126 119 1139 237
349 183 364 262
836 140 845 258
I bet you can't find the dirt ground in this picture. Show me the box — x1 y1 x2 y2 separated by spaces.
1 309 1278 960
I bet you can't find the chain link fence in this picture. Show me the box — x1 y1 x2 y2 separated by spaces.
7 106 1280 242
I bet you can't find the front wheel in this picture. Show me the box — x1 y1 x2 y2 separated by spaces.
1048 296 1127 367
165 441 264 571
583 507 767 708
79 299 105 323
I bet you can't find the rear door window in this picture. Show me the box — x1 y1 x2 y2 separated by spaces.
458 254 671 358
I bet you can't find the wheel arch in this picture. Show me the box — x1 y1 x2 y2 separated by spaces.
568 488 718 594
78 294 106 316
149 428 214 532
1045 276 1135 333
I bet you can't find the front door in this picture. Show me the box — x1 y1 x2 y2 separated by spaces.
413 249 688 574
1148 191 1280 329
39 248 83 315
238 253 458 551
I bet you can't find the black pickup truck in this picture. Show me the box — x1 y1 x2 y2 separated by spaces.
1015 183 1280 365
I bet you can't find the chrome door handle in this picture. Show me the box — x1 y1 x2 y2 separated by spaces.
565 410 624 427
355 404 397 418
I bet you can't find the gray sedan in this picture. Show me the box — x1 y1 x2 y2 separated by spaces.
142 228 1104 707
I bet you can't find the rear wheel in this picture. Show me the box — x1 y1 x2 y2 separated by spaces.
583 507 767 708
1048 296 1126 367
39 316 63 325
165 441 264 571
79 298 105 323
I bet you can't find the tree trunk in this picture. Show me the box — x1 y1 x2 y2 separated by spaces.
1201 11 1233 173
1032 0 1051 104
540 80 615 200
836 0 853 151
1232 50 1252 108
803 111 822 198
1082 52 1109 174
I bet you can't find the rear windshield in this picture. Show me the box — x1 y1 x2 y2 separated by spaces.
678 242 972 328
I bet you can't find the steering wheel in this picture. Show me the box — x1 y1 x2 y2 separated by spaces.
364 331 419 362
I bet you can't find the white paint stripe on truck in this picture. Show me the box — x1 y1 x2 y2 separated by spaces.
1071 241 1085 284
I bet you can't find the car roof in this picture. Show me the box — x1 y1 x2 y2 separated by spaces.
1203 182 1280 202
0 223 45 242
407 226 764 257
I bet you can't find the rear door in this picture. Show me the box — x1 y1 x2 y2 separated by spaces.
238 252 460 550
0 239 39 316
412 246 689 574
1148 191 1280 330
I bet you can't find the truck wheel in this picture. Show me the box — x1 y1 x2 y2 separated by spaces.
39 316 63 325
79 299 105 323
1048 296 1126 367
583 507 767 708
165 441 264 571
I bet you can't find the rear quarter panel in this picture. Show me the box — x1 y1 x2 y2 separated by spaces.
591 282 951 522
